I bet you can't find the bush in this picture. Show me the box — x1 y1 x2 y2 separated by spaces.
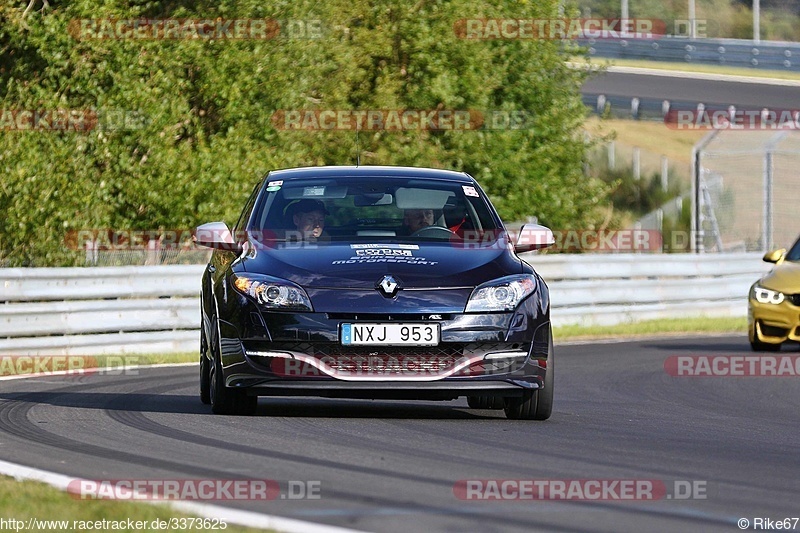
0 0 610 266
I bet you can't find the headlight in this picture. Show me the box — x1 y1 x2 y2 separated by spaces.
232 273 313 311
751 284 785 305
465 274 537 312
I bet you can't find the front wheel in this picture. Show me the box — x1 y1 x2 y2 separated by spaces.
209 325 257 416
505 339 554 420
199 329 211 405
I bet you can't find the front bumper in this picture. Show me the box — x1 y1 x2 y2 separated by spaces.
215 300 550 398
748 297 800 344
235 380 535 400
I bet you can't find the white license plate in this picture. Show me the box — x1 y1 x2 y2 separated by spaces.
341 323 440 346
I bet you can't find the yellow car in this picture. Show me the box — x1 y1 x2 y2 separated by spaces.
748 235 800 351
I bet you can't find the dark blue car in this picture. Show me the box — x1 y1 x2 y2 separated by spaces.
196 166 555 419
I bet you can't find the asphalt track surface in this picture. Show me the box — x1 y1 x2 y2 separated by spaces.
1 336 798 533
581 71 800 110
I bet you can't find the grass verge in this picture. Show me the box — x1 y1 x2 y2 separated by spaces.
97 353 198 366
584 115 705 167
554 316 747 341
0 475 268 532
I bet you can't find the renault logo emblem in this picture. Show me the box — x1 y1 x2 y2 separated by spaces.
377 275 400 297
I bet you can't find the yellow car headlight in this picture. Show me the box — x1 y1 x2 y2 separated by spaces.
752 284 785 305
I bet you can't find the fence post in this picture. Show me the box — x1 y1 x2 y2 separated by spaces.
763 131 788 252
763 150 772 252
84 240 98 266
608 140 615 170
146 238 161 266
691 130 719 253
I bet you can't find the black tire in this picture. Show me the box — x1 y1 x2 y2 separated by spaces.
505 338 554 420
750 325 782 352
209 326 257 416
199 329 211 405
467 396 504 409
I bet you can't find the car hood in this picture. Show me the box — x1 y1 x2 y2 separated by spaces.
238 241 523 289
760 261 800 293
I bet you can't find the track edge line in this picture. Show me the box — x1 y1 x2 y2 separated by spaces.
0 458 369 533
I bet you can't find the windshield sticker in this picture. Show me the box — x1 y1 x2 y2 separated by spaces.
342 243 432 262
303 186 325 197
267 180 283 187
462 185 479 197
333 257 439 266
355 248 413 257
351 244 420 250
266 186 281 192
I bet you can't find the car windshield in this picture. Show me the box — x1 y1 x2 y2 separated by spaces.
785 236 800 262
248 176 502 244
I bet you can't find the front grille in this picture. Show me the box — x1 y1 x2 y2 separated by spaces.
789 294 800 306
246 341 528 377
760 323 788 337
327 313 454 321
259 341 520 359
325 355 455 374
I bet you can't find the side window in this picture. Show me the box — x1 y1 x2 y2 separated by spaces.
234 179 263 234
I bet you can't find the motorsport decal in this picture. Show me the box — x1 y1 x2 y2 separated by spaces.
333 243 438 265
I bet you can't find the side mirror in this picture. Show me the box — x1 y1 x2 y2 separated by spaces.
514 224 555 253
762 248 786 264
194 222 242 252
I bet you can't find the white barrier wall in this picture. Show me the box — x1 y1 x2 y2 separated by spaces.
0 255 772 355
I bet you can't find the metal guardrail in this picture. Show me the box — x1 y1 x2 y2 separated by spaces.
581 37 800 72
526 252 771 327
0 255 772 355
0 265 204 356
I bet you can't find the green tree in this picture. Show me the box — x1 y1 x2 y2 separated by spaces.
0 0 608 266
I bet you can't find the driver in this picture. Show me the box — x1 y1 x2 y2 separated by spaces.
287 199 328 239
402 208 435 234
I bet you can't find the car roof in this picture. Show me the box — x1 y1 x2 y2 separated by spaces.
266 166 474 183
